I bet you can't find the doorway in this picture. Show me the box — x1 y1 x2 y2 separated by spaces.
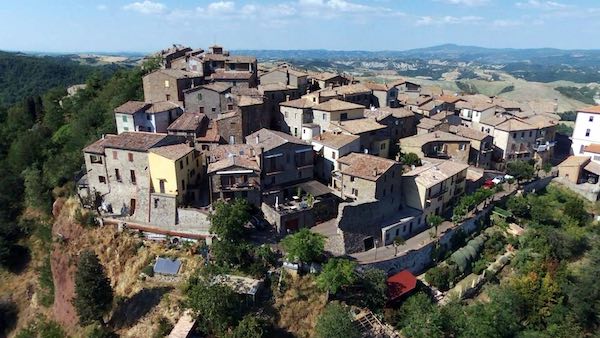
363 237 375 251
129 199 136 216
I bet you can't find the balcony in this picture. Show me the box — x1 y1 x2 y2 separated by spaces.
533 141 556 152
219 181 258 191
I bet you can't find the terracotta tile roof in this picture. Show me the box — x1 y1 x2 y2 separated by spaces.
337 153 398 182
363 82 390 91
398 94 432 107
319 83 371 97
417 117 442 130
261 67 308 78
237 95 263 106
558 155 591 167
196 120 222 143
114 101 150 114
524 114 559 129
168 112 207 132
200 83 232 93
364 107 414 121
149 143 194 160
152 68 202 79
329 118 386 135
259 83 296 92
207 155 260 173
312 131 359 149
231 87 261 97
147 101 181 113
449 125 490 141
495 118 536 132
403 159 469 188
310 72 341 81
437 95 462 104
280 98 315 109
211 71 253 80
312 99 365 112
578 106 600 114
84 132 172 153
246 129 309 152
400 131 470 148
584 144 600 154
584 161 600 176
210 144 255 162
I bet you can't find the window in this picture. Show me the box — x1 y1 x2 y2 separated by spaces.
146 114 151 121
521 132 525 138
199 107 205 113
227 104 234 110
99 176 106 183
395 229 399 236
590 116 594 122
122 116 128 122
112 151 118 160
459 144 466 151
212 108 216 112
154 198 159 208
197 93 203 100
512 133 517 139
381 143 386 150
586 129 591 137
186 157 189 166
90 155 103 164
350 176 355 182
179 160 184 169
115 169 121 181
130 170 136 184
580 144 585 154
229 136 235 144
181 179 185 190
332 151 337 159
298 171 302 179
352 188 359 196
166 94 171 101
164 80 170 88
128 153 134 162
159 180 166 193
323 113 326 120
123 126 129 131
529 131 533 137
340 113 348 120
284 111 288 118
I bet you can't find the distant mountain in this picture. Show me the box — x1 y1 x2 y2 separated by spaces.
235 44 600 66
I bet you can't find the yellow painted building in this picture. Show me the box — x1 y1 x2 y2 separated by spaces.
148 143 202 202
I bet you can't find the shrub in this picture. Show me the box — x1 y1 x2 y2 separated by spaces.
141 265 154 277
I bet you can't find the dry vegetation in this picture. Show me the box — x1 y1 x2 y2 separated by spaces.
273 273 328 338
2 198 203 337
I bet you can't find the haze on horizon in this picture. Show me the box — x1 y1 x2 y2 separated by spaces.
1 0 599 53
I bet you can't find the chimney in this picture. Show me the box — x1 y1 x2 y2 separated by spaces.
329 83 333 90
255 135 260 144
434 132 439 138
286 95 290 102
372 168 378 177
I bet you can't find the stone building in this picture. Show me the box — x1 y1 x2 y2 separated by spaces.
328 118 389 158
207 145 261 207
308 72 350 90
311 99 365 133
143 69 203 104
402 159 468 222
114 101 183 134
363 82 399 108
449 125 494 168
279 98 315 137
312 131 360 183
259 83 302 128
260 67 309 93
183 83 232 118
399 131 471 164
363 107 417 156
305 84 373 107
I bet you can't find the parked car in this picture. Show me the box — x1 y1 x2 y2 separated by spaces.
484 179 495 189
491 175 505 185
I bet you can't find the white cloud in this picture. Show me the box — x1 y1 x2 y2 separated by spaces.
516 0 569 10
417 15 483 26
492 19 522 27
437 0 489 6
123 1 166 14
96 4 107 11
207 1 235 13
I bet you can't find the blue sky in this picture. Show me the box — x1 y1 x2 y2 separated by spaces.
1 0 599 53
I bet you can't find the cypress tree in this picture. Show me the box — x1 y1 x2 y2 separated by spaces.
73 250 113 325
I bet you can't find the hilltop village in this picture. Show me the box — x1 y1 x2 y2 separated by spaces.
69 44 600 337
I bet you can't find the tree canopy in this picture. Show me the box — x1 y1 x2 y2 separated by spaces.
315 303 360 338
73 250 113 325
281 228 325 263
316 258 357 294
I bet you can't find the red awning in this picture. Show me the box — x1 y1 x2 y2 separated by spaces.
387 270 417 301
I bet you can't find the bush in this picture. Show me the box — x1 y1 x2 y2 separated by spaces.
153 316 173 338
425 264 455 291
74 208 98 227
141 265 154 277
315 303 360 338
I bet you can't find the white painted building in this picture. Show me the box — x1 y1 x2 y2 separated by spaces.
311 131 360 182
571 106 600 155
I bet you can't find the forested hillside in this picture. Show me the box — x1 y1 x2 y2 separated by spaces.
0 51 118 107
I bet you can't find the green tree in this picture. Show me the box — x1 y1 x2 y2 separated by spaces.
507 160 535 181
185 278 242 335
209 199 250 241
315 303 360 338
355 268 388 311
281 228 325 263
564 198 587 226
393 236 405 256
317 258 357 294
73 251 113 325
401 152 422 167
22 167 51 213
427 215 444 236
228 314 270 338
507 195 530 218
395 292 444 338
